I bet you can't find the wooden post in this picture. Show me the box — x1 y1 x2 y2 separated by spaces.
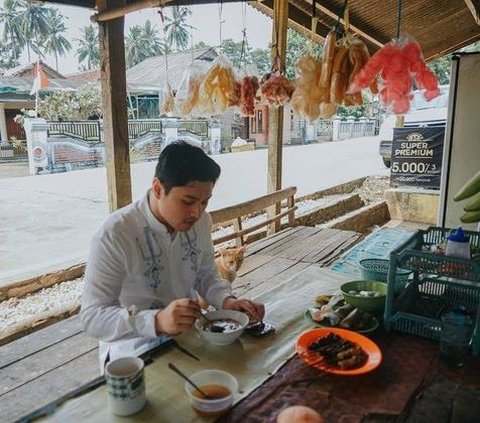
98 0 132 212
267 0 288 235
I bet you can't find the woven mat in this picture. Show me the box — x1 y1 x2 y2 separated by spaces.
217 332 440 423
330 228 415 278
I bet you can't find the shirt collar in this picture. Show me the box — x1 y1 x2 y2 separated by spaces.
141 190 175 239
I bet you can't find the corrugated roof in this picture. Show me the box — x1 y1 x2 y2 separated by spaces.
126 47 218 92
3 60 66 79
0 76 82 94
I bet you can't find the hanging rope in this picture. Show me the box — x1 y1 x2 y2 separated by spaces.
309 0 318 55
396 0 403 40
158 8 170 80
334 0 349 36
218 0 224 49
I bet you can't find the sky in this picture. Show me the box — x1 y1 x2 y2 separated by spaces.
0 1 273 75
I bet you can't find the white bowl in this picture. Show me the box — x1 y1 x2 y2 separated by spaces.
195 310 249 345
185 369 238 416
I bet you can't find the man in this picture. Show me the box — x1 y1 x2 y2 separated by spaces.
81 141 264 369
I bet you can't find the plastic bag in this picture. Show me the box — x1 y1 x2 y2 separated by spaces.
290 55 323 123
197 55 239 116
239 75 260 117
160 82 175 116
175 63 204 117
349 33 439 114
259 70 295 107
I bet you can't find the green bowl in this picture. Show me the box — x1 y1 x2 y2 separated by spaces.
340 280 388 313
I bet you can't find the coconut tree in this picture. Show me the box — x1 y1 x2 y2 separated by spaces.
125 20 165 68
17 1 51 61
76 24 100 70
0 0 23 61
163 6 194 52
125 25 149 68
142 20 165 57
43 9 72 71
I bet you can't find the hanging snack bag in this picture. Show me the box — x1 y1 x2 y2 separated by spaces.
260 56 295 107
160 82 175 116
348 33 439 114
175 62 205 117
290 55 323 123
197 55 239 116
239 75 260 117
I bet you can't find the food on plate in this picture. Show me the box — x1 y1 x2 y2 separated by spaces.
314 295 331 305
308 294 374 331
308 333 367 370
277 405 324 423
202 318 241 333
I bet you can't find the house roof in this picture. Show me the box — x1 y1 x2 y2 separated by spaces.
3 60 66 79
0 75 82 101
126 47 218 92
65 69 100 84
37 1 480 62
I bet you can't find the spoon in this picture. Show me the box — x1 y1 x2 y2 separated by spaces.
167 362 211 399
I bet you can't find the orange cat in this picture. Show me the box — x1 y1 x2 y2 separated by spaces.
199 246 246 309
215 245 246 283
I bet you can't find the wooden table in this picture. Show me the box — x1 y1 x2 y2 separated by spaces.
0 226 361 422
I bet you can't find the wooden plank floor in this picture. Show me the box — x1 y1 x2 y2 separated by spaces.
0 226 360 423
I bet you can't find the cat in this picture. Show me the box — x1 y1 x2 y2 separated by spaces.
215 245 246 283
198 245 246 310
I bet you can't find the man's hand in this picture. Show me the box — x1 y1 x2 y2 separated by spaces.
155 298 201 335
222 297 265 323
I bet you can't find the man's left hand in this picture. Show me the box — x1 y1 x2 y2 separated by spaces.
222 297 265 323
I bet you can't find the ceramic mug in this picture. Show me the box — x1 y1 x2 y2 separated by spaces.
105 357 146 416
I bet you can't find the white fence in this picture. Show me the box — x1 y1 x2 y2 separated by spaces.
333 119 376 141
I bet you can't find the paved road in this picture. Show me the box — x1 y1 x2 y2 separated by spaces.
0 136 387 286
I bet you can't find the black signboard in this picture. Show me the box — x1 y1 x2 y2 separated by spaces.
390 126 445 189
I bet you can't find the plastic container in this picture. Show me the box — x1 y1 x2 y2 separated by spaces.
184 369 238 417
445 228 471 259
360 258 412 294
440 311 473 367
340 280 387 313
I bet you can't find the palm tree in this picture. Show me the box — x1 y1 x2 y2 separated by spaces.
76 24 100 70
125 21 165 68
17 1 51 61
0 0 24 60
125 25 149 68
142 20 165 56
43 9 72 71
164 6 194 52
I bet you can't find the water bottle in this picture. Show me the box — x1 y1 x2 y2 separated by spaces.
440 310 473 367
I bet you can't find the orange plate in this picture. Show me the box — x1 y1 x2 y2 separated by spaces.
296 327 382 376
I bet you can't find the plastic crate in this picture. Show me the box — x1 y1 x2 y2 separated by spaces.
384 276 480 340
360 258 412 294
388 226 480 282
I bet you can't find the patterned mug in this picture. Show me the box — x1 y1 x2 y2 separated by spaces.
105 357 146 416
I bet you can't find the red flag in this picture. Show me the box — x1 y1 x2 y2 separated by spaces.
30 61 50 95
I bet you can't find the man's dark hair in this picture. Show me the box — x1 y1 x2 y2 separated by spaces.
154 141 221 194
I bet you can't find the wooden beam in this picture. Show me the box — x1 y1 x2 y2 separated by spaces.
464 0 480 25
304 0 384 48
92 0 163 22
266 0 288 235
98 0 132 211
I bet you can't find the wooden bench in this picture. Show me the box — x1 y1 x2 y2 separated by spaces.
210 186 297 247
